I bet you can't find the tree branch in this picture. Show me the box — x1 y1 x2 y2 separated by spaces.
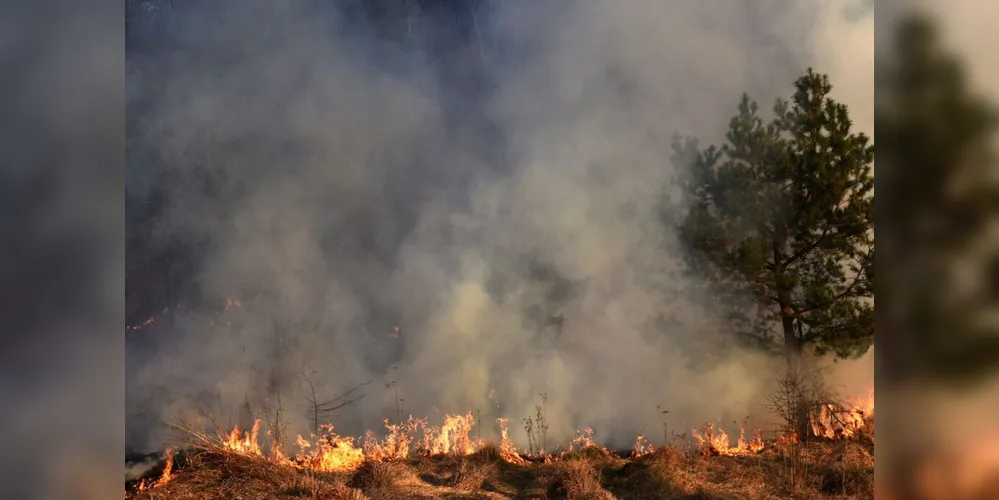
799 317 864 344
798 266 868 316
315 379 373 411
316 394 367 414
783 224 832 268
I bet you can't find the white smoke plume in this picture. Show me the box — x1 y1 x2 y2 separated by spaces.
126 0 874 453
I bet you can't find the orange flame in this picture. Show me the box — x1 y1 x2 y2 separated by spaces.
222 420 263 456
569 428 598 451
691 423 764 456
195 395 869 480
632 434 655 458
295 424 365 472
134 448 174 493
422 411 477 456
208 412 498 475
155 448 174 487
496 418 527 464
811 387 875 439
364 418 417 461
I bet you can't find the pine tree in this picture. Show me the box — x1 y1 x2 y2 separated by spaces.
877 12 999 385
670 69 875 363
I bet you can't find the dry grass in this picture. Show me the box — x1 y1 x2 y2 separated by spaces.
127 448 362 500
452 459 497 492
349 460 413 493
126 434 874 500
546 458 614 500
412 452 498 494
815 441 875 497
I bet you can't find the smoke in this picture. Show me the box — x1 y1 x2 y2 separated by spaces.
126 0 874 453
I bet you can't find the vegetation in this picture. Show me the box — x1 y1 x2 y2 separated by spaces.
670 70 874 364
126 437 874 499
877 10 999 386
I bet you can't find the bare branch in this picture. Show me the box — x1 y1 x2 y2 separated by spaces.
314 379 373 411
315 394 367 414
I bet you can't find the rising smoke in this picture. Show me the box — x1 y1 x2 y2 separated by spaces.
126 0 874 454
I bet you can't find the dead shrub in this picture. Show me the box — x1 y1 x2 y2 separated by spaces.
546 459 613 500
643 444 686 468
561 446 617 466
348 460 408 491
468 442 503 463
765 364 828 494
855 416 875 448
819 442 874 497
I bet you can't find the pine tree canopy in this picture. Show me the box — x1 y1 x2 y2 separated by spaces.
878 12 999 385
671 69 874 360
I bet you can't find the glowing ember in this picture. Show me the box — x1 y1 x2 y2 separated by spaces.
128 297 240 332
776 431 798 448
127 314 158 332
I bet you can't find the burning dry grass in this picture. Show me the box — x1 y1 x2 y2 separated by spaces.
126 420 874 499
126 390 875 498
128 446 362 499
691 423 766 457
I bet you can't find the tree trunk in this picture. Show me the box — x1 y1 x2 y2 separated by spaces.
782 309 812 441
774 221 811 440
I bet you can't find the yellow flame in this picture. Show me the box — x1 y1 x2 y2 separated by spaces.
810 387 875 439
155 448 174 487
364 418 416 461
196 392 872 477
496 418 527 464
632 434 655 458
691 423 764 456
295 424 365 472
569 428 599 451
222 420 263 456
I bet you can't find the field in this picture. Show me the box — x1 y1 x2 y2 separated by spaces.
125 411 874 500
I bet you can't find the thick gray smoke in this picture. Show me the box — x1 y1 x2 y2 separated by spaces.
126 0 874 453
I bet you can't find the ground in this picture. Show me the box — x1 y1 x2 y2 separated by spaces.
125 437 874 499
